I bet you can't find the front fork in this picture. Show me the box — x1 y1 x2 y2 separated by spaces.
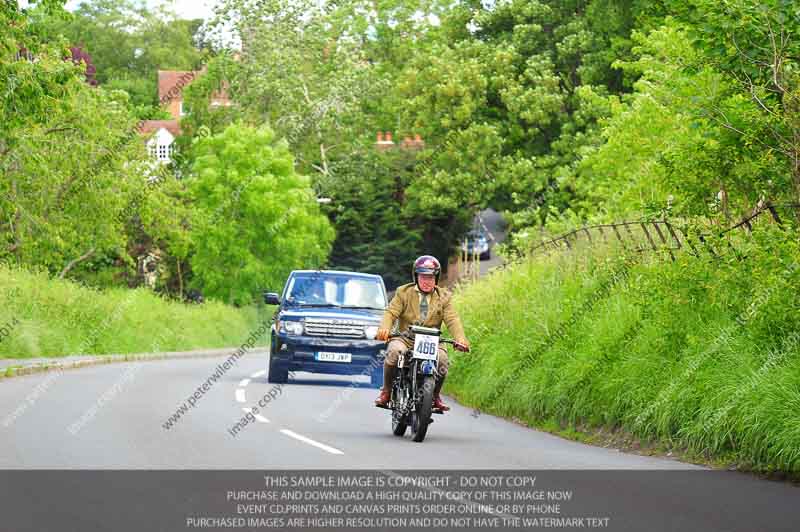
393 352 439 414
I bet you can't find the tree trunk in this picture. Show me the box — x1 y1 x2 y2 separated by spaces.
301 82 330 178
319 141 329 177
793 132 800 205
176 258 184 299
59 247 96 279
718 181 730 225
10 179 21 260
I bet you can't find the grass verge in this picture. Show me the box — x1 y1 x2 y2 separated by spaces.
0 263 263 359
449 226 800 475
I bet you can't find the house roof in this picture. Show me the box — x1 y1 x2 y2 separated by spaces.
139 119 181 136
157 70 200 102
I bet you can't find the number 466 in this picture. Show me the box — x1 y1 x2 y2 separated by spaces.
418 342 436 355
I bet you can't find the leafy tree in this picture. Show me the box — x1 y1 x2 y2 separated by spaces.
671 0 800 201
514 17 794 239
393 0 663 231
189 124 334 305
173 51 242 172
400 0 799 239
206 0 471 274
0 1 160 280
34 0 204 115
1 2 205 292
217 0 382 182
320 148 422 290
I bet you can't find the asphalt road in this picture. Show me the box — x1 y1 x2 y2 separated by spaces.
466 208 508 277
2 210 797 530
3 350 799 532
1 351 697 470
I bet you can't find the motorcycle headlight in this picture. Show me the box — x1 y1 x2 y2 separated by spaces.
364 325 379 340
281 321 304 335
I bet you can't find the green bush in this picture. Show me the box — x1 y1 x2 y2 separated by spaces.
189 123 334 306
0 264 262 359
449 226 800 472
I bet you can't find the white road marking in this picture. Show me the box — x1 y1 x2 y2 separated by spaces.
242 407 269 423
240 368 338 449
235 389 246 403
280 429 344 455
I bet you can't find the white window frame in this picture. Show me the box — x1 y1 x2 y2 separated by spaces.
146 128 176 164
157 143 171 162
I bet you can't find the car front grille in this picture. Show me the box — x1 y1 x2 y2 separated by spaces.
304 319 365 338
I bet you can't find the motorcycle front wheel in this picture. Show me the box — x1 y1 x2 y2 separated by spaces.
391 382 408 436
410 375 435 442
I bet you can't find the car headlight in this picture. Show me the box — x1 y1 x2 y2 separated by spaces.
364 325 379 340
281 321 304 335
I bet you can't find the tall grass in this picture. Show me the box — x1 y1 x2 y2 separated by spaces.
0 264 263 359
449 227 800 472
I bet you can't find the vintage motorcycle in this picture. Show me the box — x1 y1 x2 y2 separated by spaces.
382 325 455 442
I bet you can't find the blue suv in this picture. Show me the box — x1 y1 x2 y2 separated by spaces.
264 270 388 387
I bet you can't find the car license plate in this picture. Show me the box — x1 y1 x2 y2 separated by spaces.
315 351 352 363
413 334 439 361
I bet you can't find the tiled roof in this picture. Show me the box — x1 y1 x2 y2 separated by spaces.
139 119 181 136
157 70 200 102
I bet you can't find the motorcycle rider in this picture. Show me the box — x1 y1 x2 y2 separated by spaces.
374 255 470 412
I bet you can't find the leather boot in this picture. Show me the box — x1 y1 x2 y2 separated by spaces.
433 375 450 411
374 365 396 407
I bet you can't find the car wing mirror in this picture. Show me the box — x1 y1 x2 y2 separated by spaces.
264 292 281 305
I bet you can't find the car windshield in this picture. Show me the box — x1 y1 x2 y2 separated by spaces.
284 273 387 309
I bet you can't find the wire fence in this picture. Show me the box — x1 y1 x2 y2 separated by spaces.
445 202 799 286
529 202 800 260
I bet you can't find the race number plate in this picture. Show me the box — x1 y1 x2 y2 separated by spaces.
413 334 439 361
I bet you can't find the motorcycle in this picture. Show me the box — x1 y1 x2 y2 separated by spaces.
382 325 456 442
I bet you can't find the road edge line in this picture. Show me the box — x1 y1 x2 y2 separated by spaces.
0 348 269 382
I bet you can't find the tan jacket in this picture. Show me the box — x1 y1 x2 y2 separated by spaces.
380 283 467 343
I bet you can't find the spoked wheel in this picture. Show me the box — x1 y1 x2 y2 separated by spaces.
410 375 435 442
391 384 408 436
392 408 408 436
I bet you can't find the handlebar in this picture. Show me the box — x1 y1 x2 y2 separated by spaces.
386 331 469 352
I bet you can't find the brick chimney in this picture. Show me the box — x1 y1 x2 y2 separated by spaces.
375 131 395 151
375 131 425 151
403 133 424 150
